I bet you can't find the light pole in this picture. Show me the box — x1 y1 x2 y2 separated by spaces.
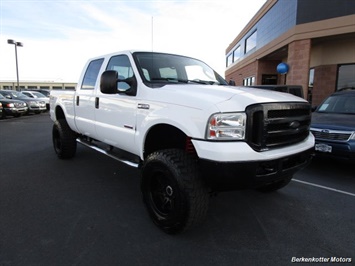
7 39 23 91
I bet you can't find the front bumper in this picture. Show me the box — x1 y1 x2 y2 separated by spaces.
28 105 47 112
192 134 315 162
192 135 314 191
4 107 28 116
199 148 313 191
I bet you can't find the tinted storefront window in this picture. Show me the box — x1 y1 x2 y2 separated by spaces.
337 64 355 90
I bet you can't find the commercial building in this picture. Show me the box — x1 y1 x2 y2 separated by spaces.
0 81 76 91
225 0 355 105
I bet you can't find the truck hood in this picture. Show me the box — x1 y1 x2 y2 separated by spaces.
154 84 306 111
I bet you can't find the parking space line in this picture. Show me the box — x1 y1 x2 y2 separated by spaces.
293 179 355 197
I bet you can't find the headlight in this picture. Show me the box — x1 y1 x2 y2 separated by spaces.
6 103 15 108
206 112 246 140
350 132 355 140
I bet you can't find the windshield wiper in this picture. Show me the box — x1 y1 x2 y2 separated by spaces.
186 79 211 85
150 78 188 83
150 78 219 85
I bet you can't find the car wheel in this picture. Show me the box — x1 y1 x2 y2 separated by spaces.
141 149 209 234
257 175 293 192
52 119 77 159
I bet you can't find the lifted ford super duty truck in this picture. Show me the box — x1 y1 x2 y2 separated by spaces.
50 51 314 234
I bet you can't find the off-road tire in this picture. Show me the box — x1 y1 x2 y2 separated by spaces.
141 149 209 234
257 175 293 192
52 119 77 159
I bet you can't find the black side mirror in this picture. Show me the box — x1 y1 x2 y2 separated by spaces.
100 70 118 94
311 106 317 112
100 70 137 95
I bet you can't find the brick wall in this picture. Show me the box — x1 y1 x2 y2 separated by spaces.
287 39 311 98
227 61 257 86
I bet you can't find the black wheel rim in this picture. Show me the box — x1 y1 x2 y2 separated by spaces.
149 172 176 219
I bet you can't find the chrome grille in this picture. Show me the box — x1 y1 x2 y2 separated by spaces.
14 102 26 107
311 129 352 141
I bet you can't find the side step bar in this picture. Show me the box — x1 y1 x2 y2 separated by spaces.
77 138 139 168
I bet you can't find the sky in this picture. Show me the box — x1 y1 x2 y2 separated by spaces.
0 0 266 82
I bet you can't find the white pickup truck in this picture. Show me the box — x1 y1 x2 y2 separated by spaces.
50 50 314 234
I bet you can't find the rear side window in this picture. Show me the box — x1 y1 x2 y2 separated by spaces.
81 58 104 90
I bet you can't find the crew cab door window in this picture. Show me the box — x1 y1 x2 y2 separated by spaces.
81 58 104 90
106 55 135 91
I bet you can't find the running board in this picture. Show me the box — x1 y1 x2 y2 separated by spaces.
77 138 139 168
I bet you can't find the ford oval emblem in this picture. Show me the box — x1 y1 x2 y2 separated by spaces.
289 121 300 129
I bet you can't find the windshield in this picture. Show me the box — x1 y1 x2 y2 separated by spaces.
4 91 30 99
317 94 355 114
133 52 227 87
31 92 46 98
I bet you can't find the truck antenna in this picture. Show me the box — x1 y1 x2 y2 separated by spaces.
151 16 154 52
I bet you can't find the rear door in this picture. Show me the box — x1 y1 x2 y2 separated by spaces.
74 58 104 137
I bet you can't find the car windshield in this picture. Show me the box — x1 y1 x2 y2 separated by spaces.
133 52 227 87
317 94 355 114
31 92 46 98
4 91 30 99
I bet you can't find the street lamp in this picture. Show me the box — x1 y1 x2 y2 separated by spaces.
7 39 23 91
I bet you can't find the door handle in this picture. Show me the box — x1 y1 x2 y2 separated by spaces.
76 96 79 106
95 97 99 109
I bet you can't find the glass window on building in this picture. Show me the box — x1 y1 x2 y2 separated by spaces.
233 46 241 62
243 76 255 86
308 68 314 103
337 64 355 90
309 69 314 88
262 74 277 85
245 31 257 54
226 54 233 67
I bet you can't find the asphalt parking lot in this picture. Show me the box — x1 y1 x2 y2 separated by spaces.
0 113 354 266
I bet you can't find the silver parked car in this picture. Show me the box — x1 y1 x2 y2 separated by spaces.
21 91 50 110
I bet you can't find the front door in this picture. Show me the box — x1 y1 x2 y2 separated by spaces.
94 54 138 154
